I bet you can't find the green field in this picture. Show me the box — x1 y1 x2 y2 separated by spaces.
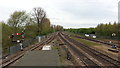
70 37 101 46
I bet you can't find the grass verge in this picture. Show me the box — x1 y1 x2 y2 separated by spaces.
70 37 101 46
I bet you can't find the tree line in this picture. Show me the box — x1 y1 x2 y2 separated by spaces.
96 22 120 40
1 7 63 53
65 22 120 40
65 28 95 34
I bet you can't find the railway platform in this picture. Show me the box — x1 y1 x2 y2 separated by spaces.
11 50 60 66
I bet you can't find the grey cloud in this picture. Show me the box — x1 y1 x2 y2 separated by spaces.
0 0 118 28
57 1 116 20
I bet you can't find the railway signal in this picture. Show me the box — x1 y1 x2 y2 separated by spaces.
16 33 21 35
9 34 14 38
9 28 25 51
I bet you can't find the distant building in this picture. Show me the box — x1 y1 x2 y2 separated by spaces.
85 34 89 37
89 34 96 38
118 1 120 22
85 34 96 38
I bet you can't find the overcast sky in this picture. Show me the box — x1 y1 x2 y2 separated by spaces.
0 0 119 28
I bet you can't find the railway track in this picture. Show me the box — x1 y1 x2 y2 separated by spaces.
57 36 83 66
64 32 119 47
58 32 100 67
1 32 58 67
31 33 57 50
60 32 120 67
2 32 120 67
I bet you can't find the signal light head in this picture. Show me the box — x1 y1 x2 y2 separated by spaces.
16 33 21 35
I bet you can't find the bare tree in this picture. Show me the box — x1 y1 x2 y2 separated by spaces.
32 7 46 35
